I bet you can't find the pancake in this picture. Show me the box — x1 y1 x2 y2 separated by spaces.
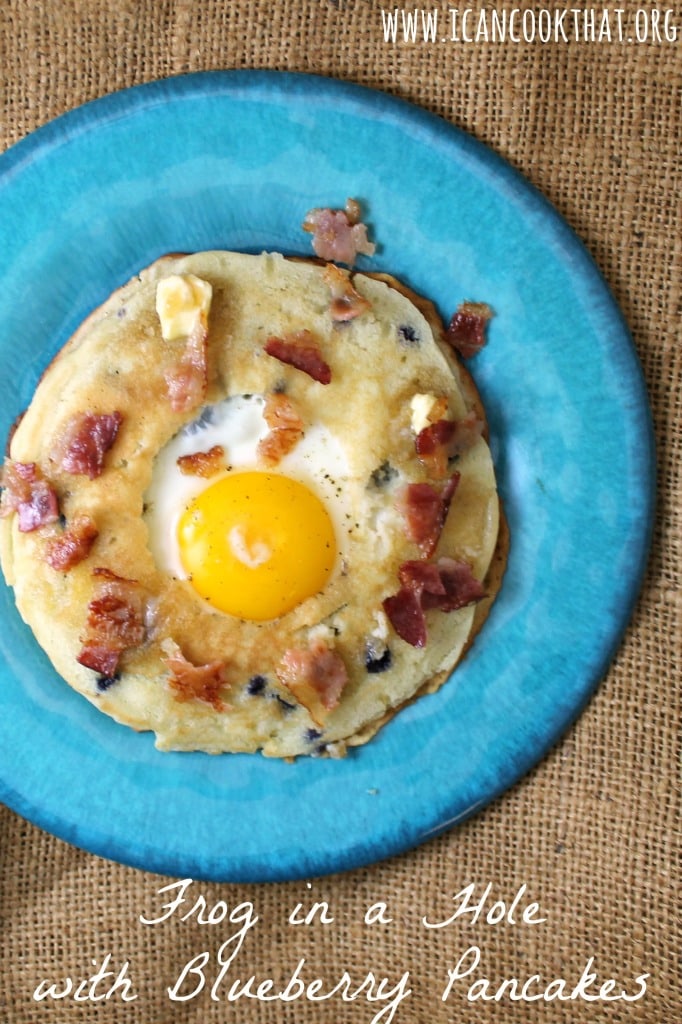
0 251 505 757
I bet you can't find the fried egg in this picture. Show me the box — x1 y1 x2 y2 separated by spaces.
144 394 352 621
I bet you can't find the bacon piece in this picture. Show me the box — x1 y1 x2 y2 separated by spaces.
77 643 121 678
164 315 208 413
77 568 146 676
264 330 332 385
421 557 486 612
45 514 98 571
415 419 456 479
303 198 375 266
323 263 371 322
382 587 427 648
276 638 349 725
383 557 484 648
446 301 493 358
177 444 225 478
415 411 483 478
0 459 59 532
398 559 449 596
163 642 230 711
397 473 460 557
55 411 123 479
257 392 304 466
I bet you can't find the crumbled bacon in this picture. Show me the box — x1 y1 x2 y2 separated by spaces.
398 559 448 596
257 393 304 466
54 411 123 479
383 557 485 648
421 557 486 612
276 638 349 725
303 198 375 266
264 330 332 384
382 587 426 648
45 514 98 571
164 315 208 413
397 473 460 557
415 420 456 479
0 459 59 532
177 444 225 478
163 642 230 711
415 411 483 478
323 263 371 322
446 301 493 358
77 568 147 676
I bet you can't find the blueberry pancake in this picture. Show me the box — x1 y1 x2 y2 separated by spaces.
0 251 504 757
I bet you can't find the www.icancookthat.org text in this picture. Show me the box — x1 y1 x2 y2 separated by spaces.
380 7 678 44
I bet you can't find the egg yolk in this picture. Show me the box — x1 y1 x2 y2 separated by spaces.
177 471 337 621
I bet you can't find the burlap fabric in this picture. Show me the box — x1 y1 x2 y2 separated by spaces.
0 2 679 1022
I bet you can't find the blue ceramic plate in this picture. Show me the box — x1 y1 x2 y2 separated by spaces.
0 72 654 882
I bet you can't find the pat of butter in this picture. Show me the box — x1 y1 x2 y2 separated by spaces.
410 393 439 434
156 274 212 341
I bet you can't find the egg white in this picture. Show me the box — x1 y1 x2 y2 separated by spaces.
143 394 353 585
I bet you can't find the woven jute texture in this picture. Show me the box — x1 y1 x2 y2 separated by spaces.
0 2 679 1022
